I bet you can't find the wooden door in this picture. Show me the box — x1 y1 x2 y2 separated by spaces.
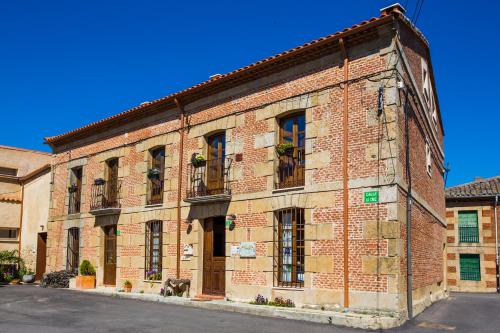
278 114 305 188
202 217 226 295
206 133 225 195
103 225 117 285
106 158 119 206
35 232 47 281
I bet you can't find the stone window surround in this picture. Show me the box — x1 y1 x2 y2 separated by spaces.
65 158 87 214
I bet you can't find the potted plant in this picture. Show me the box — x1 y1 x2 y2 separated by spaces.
94 178 105 185
21 268 35 284
147 168 161 179
146 269 162 281
123 280 132 292
191 154 206 168
68 184 78 193
275 142 295 156
76 260 96 289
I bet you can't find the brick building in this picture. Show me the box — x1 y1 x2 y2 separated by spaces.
44 4 445 319
445 177 499 292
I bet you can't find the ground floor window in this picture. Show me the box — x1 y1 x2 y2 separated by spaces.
274 207 304 288
66 227 80 273
460 254 481 281
145 220 162 280
0 228 18 239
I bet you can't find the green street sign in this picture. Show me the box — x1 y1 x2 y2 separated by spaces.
116 230 121 236
364 191 379 204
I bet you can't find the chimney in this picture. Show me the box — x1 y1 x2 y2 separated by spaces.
380 3 406 15
209 74 222 80
475 177 485 183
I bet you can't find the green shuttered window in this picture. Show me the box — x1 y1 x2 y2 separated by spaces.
460 254 481 281
458 211 479 243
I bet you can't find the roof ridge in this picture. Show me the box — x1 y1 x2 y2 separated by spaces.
447 176 500 189
0 144 51 155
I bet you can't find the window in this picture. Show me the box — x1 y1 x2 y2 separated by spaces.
66 227 80 273
425 140 432 176
147 147 165 205
68 166 83 214
0 228 18 239
145 220 163 280
421 59 431 108
105 158 119 207
274 208 305 288
458 211 479 243
0 167 17 176
206 132 226 195
460 254 481 281
276 113 305 189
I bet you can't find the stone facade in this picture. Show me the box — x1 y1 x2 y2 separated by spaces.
445 177 500 292
45 6 445 319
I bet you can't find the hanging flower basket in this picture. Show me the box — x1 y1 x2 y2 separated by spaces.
147 168 161 179
276 143 295 156
68 184 78 193
94 178 105 185
191 154 206 168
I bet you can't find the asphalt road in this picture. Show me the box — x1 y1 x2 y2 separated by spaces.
1 285 499 332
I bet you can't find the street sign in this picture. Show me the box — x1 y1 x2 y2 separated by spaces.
364 190 379 204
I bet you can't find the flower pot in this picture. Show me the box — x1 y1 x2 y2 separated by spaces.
124 285 132 293
76 275 96 289
22 274 35 284
192 160 206 168
10 279 21 285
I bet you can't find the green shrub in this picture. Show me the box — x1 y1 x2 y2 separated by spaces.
79 260 96 276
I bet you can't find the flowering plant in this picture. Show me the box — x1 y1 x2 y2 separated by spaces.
191 154 206 168
275 143 295 156
146 269 162 281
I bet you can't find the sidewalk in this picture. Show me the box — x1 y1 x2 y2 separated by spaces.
74 288 404 330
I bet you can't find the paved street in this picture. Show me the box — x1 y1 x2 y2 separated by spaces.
1 285 499 333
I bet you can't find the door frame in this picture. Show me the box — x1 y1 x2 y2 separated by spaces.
103 225 117 286
202 216 226 296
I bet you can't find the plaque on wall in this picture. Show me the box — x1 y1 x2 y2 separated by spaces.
239 242 256 258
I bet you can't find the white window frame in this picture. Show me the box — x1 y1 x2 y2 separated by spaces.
425 139 432 177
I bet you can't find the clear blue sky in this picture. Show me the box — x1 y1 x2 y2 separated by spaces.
1 0 498 187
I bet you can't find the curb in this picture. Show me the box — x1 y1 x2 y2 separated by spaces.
71 288 404 330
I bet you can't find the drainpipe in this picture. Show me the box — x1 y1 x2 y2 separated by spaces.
404 91 413 319
174 98 186 280
494 195 499 293
339 37 350 309
18 183 25 259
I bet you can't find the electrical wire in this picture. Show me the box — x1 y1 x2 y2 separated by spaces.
414 0 425 25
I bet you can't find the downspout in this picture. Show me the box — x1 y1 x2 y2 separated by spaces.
174 98 186 280
18 182 25 259
339 38 350 309
494 195 499 293
404 90 413 319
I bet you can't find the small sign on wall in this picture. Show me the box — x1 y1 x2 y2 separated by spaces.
363 190 379 204
230 245 240 256
239 242 256 258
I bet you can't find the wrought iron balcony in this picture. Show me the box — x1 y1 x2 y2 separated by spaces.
275 148 305 189
459 226 479 243
185 157 232 203
90 180 121 215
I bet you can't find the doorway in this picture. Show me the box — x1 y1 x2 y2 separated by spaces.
35 232 47 281
202 216 226 295
103 225 117 286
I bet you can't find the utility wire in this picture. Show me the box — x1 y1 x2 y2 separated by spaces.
411 0 421 23
414 0 425 25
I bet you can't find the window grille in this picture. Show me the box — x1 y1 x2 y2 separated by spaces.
145 220 163 280
66 227 80 273
460 254 481 281
458 211 479 243
273 207 305 288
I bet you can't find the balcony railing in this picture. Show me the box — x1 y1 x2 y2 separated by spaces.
68 190 81 214
185 158 232 202
275 148 305 189
459 226 479 243
90 180 121 212
147 180 164 205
